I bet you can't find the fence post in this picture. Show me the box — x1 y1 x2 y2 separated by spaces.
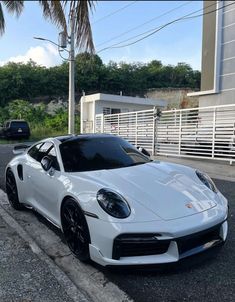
178 111 182 155
152 112 156 156
212 107 216 159
117 113 120 136
101 114 104 133
135 112 138 147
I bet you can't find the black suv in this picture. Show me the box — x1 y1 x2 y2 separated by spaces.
0 120 30 139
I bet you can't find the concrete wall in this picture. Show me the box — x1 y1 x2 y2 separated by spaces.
199 0 235 107
147 88 199 109
201 1 217 91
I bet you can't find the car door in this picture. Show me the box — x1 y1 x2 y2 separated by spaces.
23 142 44 204
25 142 62 225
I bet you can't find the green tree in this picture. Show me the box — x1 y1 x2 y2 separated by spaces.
75 52 103 93
0 56 201 108
8 99 34 120
0 106 9 124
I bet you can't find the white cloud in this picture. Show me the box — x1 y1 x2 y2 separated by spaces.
0 43 61 67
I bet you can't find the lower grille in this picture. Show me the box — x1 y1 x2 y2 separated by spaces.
112 222 224 260
112 233 170 260
177 223 222 257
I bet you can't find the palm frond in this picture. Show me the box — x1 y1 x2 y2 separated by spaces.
0 3 5 35
49 0 67 30
2 1 24 16
64 0 95 53
38 0 51 20
38 0 67 32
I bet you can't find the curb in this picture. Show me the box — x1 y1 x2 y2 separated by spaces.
0 190 132 302
0 202 92 302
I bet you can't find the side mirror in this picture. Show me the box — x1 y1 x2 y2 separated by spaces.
13 144 30 155
137 147 151 157
41 156 53 172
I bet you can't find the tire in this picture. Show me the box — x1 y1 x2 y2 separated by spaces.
6 169 24 210
61 198 91 262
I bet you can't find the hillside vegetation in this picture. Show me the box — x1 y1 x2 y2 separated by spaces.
0 52 200 107
0 100 80 140
0 53 200 140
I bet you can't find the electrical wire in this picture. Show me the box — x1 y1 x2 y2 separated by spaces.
97 1 234 53
58 49 70 61
96 1 192 48
92 1 138 25
97 1 216 53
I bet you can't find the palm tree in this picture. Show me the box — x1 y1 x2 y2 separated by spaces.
0 1 24 35
0 0 95 52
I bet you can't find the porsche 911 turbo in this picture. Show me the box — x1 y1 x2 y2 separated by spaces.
5 134 228 266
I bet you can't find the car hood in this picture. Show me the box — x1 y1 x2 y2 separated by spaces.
72 161 218 221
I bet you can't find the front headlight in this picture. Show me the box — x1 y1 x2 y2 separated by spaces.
196 170 218 193
96 188 131 219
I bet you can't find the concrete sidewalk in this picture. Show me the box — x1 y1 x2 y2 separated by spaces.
0 190 131 302
154 156 235 182
0 215 76 302
0 202 92 302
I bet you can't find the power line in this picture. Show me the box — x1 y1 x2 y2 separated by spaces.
96 1 192 48
97 3 218 53
97 1 234 53
92 1 138 25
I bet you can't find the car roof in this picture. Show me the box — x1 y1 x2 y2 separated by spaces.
56 133 116 143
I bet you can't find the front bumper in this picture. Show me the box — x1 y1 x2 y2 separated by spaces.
87 206 228 266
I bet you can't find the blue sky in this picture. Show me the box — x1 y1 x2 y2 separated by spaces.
0 1 203 70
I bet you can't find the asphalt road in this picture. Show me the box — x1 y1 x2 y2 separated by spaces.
0 144 234 302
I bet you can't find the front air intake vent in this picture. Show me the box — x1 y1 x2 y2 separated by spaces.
17 165 23 181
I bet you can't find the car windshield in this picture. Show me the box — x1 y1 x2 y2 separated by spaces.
60 136 151 172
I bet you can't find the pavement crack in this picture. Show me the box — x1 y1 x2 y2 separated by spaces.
49 252 72 261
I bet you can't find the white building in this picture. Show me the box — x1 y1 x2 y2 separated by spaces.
80 93 166 133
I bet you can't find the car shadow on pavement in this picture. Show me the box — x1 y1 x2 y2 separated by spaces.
30 208 67 244
99 244 224 276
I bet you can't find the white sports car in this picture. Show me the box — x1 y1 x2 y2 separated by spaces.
6 134 228 266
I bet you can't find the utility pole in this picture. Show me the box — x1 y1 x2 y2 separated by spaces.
68 9 75 134
34 10 76 135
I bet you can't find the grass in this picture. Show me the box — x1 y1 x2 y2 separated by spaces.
30 126 68 141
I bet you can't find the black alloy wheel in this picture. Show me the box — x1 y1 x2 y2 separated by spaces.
6 169 24 210
61 199 90 262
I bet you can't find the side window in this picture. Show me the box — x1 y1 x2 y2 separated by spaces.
28 142 60 171
28 143 43 161
47 147 60 171
37 142 53 162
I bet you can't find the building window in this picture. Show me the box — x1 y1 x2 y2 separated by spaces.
103 108 121 115
103 107 111 115
111 108 121 114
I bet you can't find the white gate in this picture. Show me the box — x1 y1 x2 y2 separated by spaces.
95 110 155 154
95 104 235 163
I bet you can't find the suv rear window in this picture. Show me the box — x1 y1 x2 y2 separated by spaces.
11 121 29 128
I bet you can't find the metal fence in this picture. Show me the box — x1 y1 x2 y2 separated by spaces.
95 110 155 153
95 104 235 164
